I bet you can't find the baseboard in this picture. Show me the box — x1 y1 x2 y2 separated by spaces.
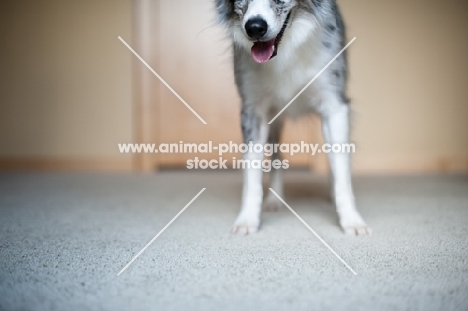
0 156 134 172
353 155 468 174
0 155 467 174
310 154 468 175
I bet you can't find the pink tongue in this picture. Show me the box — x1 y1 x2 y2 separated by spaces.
251 40 275 63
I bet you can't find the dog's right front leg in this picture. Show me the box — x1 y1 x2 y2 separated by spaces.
232 105 268 235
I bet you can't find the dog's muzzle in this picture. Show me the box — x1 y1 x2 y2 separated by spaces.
249 12 291 64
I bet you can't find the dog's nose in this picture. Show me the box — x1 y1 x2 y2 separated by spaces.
245 17 268 40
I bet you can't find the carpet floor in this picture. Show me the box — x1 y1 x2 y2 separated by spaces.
0 171 467 310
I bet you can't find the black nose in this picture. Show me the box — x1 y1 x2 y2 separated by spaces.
245 17 268 40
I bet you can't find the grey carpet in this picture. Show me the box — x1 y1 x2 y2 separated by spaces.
0 171 467 311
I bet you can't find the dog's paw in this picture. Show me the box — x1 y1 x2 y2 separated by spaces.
339 210 372 236
341 224 372 236
232 214 260 235
262 197 283 212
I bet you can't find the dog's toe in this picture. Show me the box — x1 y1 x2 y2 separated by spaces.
232 224 258 235
232 214 260 235
339 209 371 236
343 225 372 236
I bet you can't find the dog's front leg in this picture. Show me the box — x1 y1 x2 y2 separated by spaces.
232 105 268 235
321 101 371 235
263 119 285 212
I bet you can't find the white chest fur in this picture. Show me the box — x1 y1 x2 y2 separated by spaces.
234 16 333 117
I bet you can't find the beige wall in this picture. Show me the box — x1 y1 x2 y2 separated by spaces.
340 0 468 172
0 0 467 172
0 0 133 162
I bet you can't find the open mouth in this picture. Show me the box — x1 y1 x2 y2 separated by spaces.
250 12 291 64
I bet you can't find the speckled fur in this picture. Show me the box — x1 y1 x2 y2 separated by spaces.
216 0 348 140
215 0 370 235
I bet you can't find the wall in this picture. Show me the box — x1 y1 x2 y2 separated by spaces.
0 0 133 170
0 0 467 173
340 0 468 172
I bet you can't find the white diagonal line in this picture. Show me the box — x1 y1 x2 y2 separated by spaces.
268 188 357 276
117 188 206 276
269 37 356 124
118 36 207 125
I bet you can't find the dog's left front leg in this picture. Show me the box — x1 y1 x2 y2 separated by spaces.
321 100 371 235
232 105 268 235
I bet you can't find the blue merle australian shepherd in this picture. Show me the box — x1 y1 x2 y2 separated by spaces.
215 0 370 235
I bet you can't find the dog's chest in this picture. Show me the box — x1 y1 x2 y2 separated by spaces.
244 44 330 116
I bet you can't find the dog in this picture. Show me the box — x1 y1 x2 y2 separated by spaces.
215 0 370 235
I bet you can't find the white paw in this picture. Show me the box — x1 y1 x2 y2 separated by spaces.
339 210 372 236
262 196 283 212
342 224 372 236
232 213 260 235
